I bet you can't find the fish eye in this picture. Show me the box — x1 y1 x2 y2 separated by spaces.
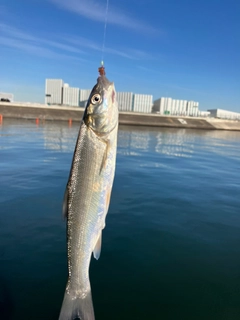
91 94 101 105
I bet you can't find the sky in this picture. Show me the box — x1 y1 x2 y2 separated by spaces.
0 0 239 111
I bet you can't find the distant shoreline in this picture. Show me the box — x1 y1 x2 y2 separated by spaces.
1 102 240 131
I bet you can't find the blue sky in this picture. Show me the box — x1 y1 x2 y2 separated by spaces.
0 0 239 111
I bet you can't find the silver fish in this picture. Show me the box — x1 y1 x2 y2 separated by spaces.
59 74 118 320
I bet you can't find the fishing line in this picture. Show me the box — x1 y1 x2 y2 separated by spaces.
101 0 109 65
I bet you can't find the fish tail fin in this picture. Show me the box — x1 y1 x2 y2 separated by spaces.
58 289 95 320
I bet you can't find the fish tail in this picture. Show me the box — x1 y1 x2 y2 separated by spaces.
58 289 95 320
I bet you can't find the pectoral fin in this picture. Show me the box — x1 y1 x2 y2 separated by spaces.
100 140 110 174
93 232 102 260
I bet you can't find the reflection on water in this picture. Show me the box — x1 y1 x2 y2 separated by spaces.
1 119 240 159
1 119 240 320
42 122 78 153
118 125 240 159
118 127 196 157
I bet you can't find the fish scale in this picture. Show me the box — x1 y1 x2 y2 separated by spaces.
67 124 106 287
59 74 118 320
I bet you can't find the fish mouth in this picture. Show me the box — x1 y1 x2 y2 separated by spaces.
96 75 112 90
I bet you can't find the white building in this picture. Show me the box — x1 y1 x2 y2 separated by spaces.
187 101 199 116
45 79 64 105
63 86 79 107
153 98 173 114
79 89 91 102
0 92 14 102
208 109 240 120
117 92 133 111
199 111 211 117
133 94 153 113
163 98 172 114
79 89 91 107
181 100 188 114
153 97 199 116
152 97 171 114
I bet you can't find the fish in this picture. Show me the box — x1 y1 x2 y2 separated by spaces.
59 73 118 320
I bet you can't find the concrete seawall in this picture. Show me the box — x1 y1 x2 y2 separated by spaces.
1 102 240 131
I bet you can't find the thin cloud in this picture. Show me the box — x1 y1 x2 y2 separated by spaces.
63 35 153 60
49 0 158 34
0 23 36 42
0 36 80 60
0 23 86 61
0 22 153 62
62 35 100 51
126 49 154 60
43 39 85 54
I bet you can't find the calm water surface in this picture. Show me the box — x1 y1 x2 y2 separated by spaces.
0 118 240 320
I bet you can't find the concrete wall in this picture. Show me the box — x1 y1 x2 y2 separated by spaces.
1 102 240 131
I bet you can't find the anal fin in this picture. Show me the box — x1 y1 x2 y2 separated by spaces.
93 232 102 260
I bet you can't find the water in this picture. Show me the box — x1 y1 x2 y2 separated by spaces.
1 118 240 320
